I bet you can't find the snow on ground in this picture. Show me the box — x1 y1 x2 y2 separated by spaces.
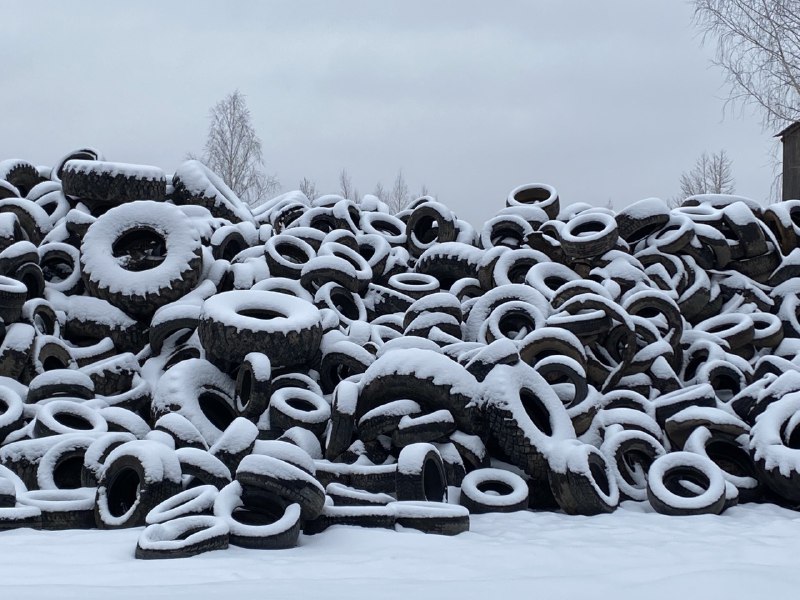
0 502 797 600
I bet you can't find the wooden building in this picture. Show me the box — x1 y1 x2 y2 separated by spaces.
777 121 800 200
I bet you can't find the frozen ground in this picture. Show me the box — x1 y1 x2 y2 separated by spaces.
0 502 797 600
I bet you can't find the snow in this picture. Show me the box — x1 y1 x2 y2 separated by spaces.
0 502 794 598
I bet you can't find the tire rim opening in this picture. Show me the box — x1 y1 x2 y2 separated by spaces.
107 466 141 518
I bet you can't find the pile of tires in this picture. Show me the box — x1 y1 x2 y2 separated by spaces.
0 151 799 559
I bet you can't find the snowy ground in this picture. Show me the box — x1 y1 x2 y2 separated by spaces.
0 502 797 600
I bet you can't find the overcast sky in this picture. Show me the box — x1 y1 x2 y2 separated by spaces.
0 1 778 227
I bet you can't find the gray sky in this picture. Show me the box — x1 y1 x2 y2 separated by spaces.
0 1 777 227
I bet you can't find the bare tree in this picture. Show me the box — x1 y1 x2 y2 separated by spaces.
692 0 800 130
672 149 735 206
386 169 410 214
299 177 318 201
197 90 280 207
373 181 386 202
420 184 430 198
339 168 358 201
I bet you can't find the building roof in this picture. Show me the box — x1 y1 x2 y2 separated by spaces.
776 121 800 139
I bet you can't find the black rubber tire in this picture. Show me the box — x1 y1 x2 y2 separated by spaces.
171 160 253 224
646 452 726 516
392 501 470 536
95 441 183 529
324 381 358 461
151 358 237 446
61 160 165 206
175 447 232 490
559 212 619 259
235 352 272 419
32 401 107 439
391 411 456 448
268 387 331 438
750 395 800 504
214 481 301 550
0 386 24 444
395 444 447 502
80 201 202 318
17 488 96 530
26 369 95 404
265 234 316 279
506 183 560 219
600 429 665 502
0 275 27 323
209 417 259 474
405 201 458 258
547 442 619 516
236 454 325 520
303 503 395 535
80 433 137 488
459 467 529 514
198 290 322 373
36 435 97 490
135 514 229 559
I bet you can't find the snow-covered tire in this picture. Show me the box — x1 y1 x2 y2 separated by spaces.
32 401 108 439
95 440 183 529
0 386 24 444
17 488 96 530
80 201 202 317
303 503 395 534
152 358 236 446
506 183 559 219
154 413 208 451
324 381 358 461
236 454 325 520
145 485 218 525
483 363 575 482
171 160 253 224
405 201 457 258
214 481 301 550
391 410 456 448
135 515 229 559
559 212 619 259
749 395 800 504
199 290 323 372
459 468 529 514
395 443 447 502
391 501 469 536
36 435 97 490
264 234 315 279
61 160 166 206
0 275 27 323
268 387 331 438
547 442 619 516
600 429 665 502
175 447 232 490
646 451 726 516
0 504 42 531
